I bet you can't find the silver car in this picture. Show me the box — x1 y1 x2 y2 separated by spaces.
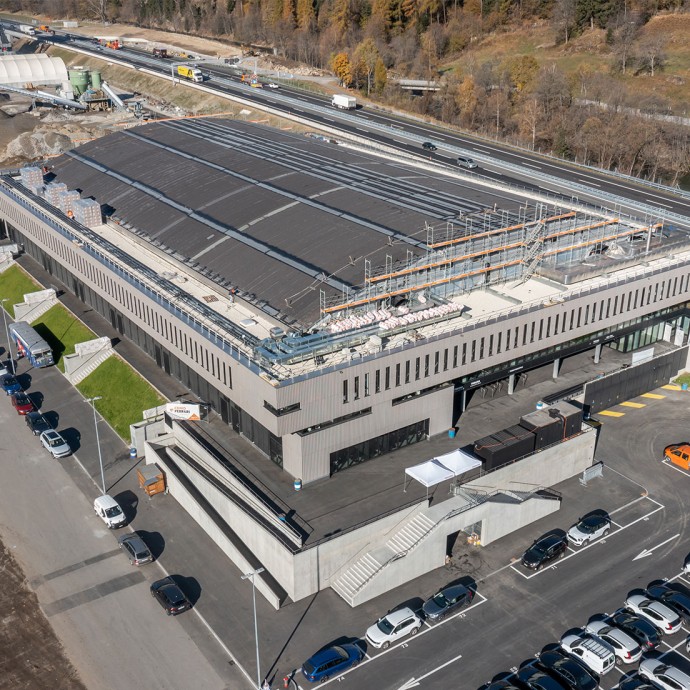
40 429 71 458
119 533 153 565
585 619 642 664
624 594 682 635
639 659 690 690
365 607 422 649
567 514 610 546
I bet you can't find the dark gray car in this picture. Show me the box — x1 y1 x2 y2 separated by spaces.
119 533 153 565
422 583 474 621
25 411 51 436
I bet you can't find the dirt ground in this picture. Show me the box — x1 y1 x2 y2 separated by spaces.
0 540 86 690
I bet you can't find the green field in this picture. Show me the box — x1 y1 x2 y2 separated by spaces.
77 356 165 440
32 304 96 372
0 265 42 318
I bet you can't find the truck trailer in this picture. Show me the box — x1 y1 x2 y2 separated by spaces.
176 65 203 83
331 94 356 110
19 24 36 36
153 47 168 58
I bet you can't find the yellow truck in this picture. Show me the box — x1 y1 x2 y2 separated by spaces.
176 65 203 83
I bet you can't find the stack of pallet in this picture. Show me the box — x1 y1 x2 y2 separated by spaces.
72 198 102 227
57 189 81 215
19 166 43 189
44 182 68 207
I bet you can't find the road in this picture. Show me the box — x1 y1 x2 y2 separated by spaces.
20 23 690 229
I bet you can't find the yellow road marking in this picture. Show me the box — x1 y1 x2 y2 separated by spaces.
641 393 665 399
620 401 646 408
599 410 625 417
663 384 682 391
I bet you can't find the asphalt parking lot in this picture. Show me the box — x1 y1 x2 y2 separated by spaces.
2 294 690 690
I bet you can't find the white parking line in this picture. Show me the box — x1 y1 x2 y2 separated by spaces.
309 594 489 686
511 496 664 579
661 457 690 477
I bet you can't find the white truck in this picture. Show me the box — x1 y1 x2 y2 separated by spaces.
331 94 357 110
19 24 36 36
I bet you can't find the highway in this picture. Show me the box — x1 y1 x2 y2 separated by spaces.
11 21 690 228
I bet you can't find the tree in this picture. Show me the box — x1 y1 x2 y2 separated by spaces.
612 22 638 74
354 38 380 94
506 54 539 91
374 57 388 94
331 51 354 86
551 0 577 44
296 0 316 29
636 36 667 77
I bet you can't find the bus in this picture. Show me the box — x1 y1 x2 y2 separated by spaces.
10 321 54 368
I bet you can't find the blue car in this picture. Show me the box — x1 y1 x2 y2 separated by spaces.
301 643 363 683
0 373 21 395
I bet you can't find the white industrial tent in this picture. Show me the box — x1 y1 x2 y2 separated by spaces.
0 54 68 87
404 449 482 494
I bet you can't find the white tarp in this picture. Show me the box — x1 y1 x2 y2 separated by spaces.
405 449 482 488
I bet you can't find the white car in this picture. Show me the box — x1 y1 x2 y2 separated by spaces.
94 495 127 529
624 594 682 635
267 82 279 89
40 429 71 458
585 619 642 665
567 514 610 546
365 607 422 649
639 658 690 690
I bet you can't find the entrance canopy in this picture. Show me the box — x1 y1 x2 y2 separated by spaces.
404 449 482 490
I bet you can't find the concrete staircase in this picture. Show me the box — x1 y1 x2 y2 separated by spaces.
66 347 114 384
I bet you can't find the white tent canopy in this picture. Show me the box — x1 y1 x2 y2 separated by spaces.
0 54 68 87
405 449 482 490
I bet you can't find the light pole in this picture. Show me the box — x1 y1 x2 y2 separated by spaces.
86 396 105 495
241 567 265 690
1 297 13 374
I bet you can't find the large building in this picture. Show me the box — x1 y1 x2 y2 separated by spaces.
1 119 689 606
1 119 689 484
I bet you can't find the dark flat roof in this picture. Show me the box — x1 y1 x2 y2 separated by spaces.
51 118 525 327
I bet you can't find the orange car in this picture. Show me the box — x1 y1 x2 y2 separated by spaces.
664 444 690 469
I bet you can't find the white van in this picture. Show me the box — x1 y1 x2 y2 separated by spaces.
457 156 478 169
560 633 616 676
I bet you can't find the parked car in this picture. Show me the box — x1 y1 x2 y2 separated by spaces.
150 576 192 615
0 373 21 395
567 514 611 546
521 533 568 570
515 665 569 690
560 633 616 676
422 583 474 621
664 444 690 466
25 411 51 436
639 659 690 690
40 429 71 458
609 608 661 650
301 643 363 683
618 675 657 690
422 141 437 151
624 594 682 634
646 584 690 623
10 391 33 415
584 619 642 665
684 553 690 575
93 495 127 529
479 682 523 690
365 606 422 649
536 649 598 690
119 533 153 566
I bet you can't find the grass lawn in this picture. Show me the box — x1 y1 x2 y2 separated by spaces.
673 372 690 387
77 356 165 441
32 304 96 372
0 265 42 318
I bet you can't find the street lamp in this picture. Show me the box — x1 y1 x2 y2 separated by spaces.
86 396 105 495
0 297 14 374
241 567 265 690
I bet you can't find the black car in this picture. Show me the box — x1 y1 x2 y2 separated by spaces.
150 576 191 615
646 585 690 623
521 534 568 570
618 675 656 690
610 608 661 650
480 682 522 690
422 141 437 151
536 649 598 690
25 411 51 436
422 583 474 621
516 666 569 690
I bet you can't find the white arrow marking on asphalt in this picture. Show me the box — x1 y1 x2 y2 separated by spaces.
397 653 463 690
633 534 680 561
